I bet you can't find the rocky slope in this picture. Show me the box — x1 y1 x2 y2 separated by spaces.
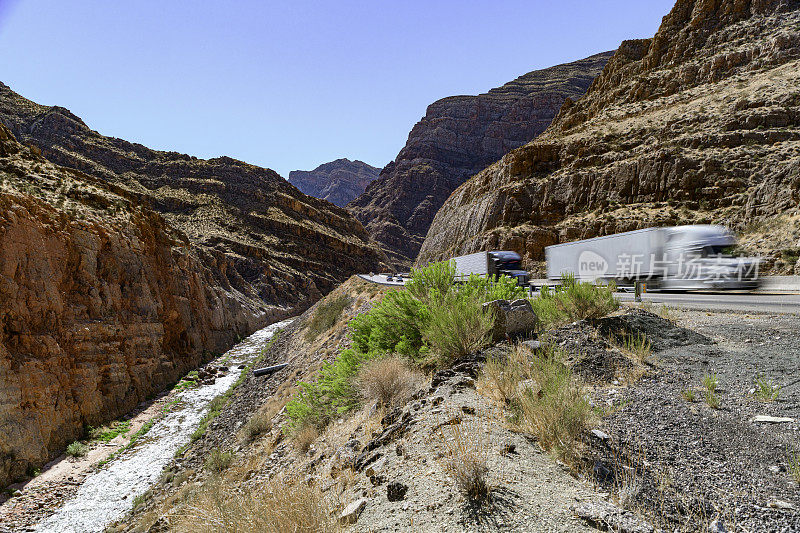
418 0 800 275
0 125 265 487
348 52 614 266
0 82 386 308
288 158 379 207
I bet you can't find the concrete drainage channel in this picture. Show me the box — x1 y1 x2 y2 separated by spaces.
31 319 293 533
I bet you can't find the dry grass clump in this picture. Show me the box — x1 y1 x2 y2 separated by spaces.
204 449 234 474
478 343 593 463
789 451 800 483
174 477 339 533
439 415 494 504
240 409 272 443
293 425 320 454
305 294 351 341
356 355 425 408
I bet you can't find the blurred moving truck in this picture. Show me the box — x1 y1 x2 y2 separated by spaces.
545 225 761 291
452 251 529 285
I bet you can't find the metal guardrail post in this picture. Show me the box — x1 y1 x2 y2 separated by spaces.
634 281 644 302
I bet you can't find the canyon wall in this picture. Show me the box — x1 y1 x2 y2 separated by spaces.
419 0 800 275
0 125 269 486
348 52 613 266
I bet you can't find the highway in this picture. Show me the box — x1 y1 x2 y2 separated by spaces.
615 291 800 314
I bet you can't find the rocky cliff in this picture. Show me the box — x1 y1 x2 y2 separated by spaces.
0 83 386 308
348 52 614 266
0 125 268 486
418 0 800 275
0 85 386 487
289 158 379 207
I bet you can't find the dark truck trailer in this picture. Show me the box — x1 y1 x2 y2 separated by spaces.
451 251 529 285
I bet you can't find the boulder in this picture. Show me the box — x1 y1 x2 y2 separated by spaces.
483 299 539 341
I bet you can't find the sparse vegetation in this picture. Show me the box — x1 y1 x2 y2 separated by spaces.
305 294 351 341
703 372 719 393
478 343 593 463
356 355 424 408
204 449 234 473
240 409 272 443
66 441 89 458
753 376 780 402
173 477 338 533
529 274 619 328
89 420 132 442
286 261 505 435
293 425 319 454
704 390 721 409
681 388 697 402
439 415 493 504
789 451 800 483
622 332 652 364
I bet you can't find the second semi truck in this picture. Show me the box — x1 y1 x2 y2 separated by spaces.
545 225 760 291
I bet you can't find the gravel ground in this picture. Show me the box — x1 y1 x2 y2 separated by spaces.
588 309 800 532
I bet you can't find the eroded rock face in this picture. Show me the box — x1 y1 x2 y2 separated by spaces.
0 126 265 486
418 0 800 275
0 83 386 311
289 158 380 207
348 52 614 266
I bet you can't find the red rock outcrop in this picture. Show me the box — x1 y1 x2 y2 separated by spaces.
0 125 270 486
418 0 800 275
289 158 379 207
347 52 614 266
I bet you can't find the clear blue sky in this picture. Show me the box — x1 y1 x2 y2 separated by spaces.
0 0 674 177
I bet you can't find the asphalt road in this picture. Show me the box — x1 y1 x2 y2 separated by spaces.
616 291 800 314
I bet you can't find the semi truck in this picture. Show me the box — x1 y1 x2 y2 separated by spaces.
545 225 761 291
452 251 529 285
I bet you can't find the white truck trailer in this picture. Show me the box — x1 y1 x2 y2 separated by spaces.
452 251 529 285
545 225 760 291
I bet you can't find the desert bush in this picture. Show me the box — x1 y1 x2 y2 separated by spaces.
204 449 234 473
530 274 619 328
422 292 494 367
66 441 89 458
440 416 493 504
240 409 272 442
479 343 592 463
406 259 456 301
174 477 338 533
293 425 319 454
459 272 527 302
305 294 351 341
286 260 502 435
357 355 424 408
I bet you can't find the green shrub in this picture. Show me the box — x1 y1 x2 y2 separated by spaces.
305 294 351 341
422 292 493 367
285 261 517 436
406 260 456 302
530 274 619 328
66 441 89 458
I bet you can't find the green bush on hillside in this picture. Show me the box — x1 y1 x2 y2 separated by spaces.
529 273 619 327
286 261 519 433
